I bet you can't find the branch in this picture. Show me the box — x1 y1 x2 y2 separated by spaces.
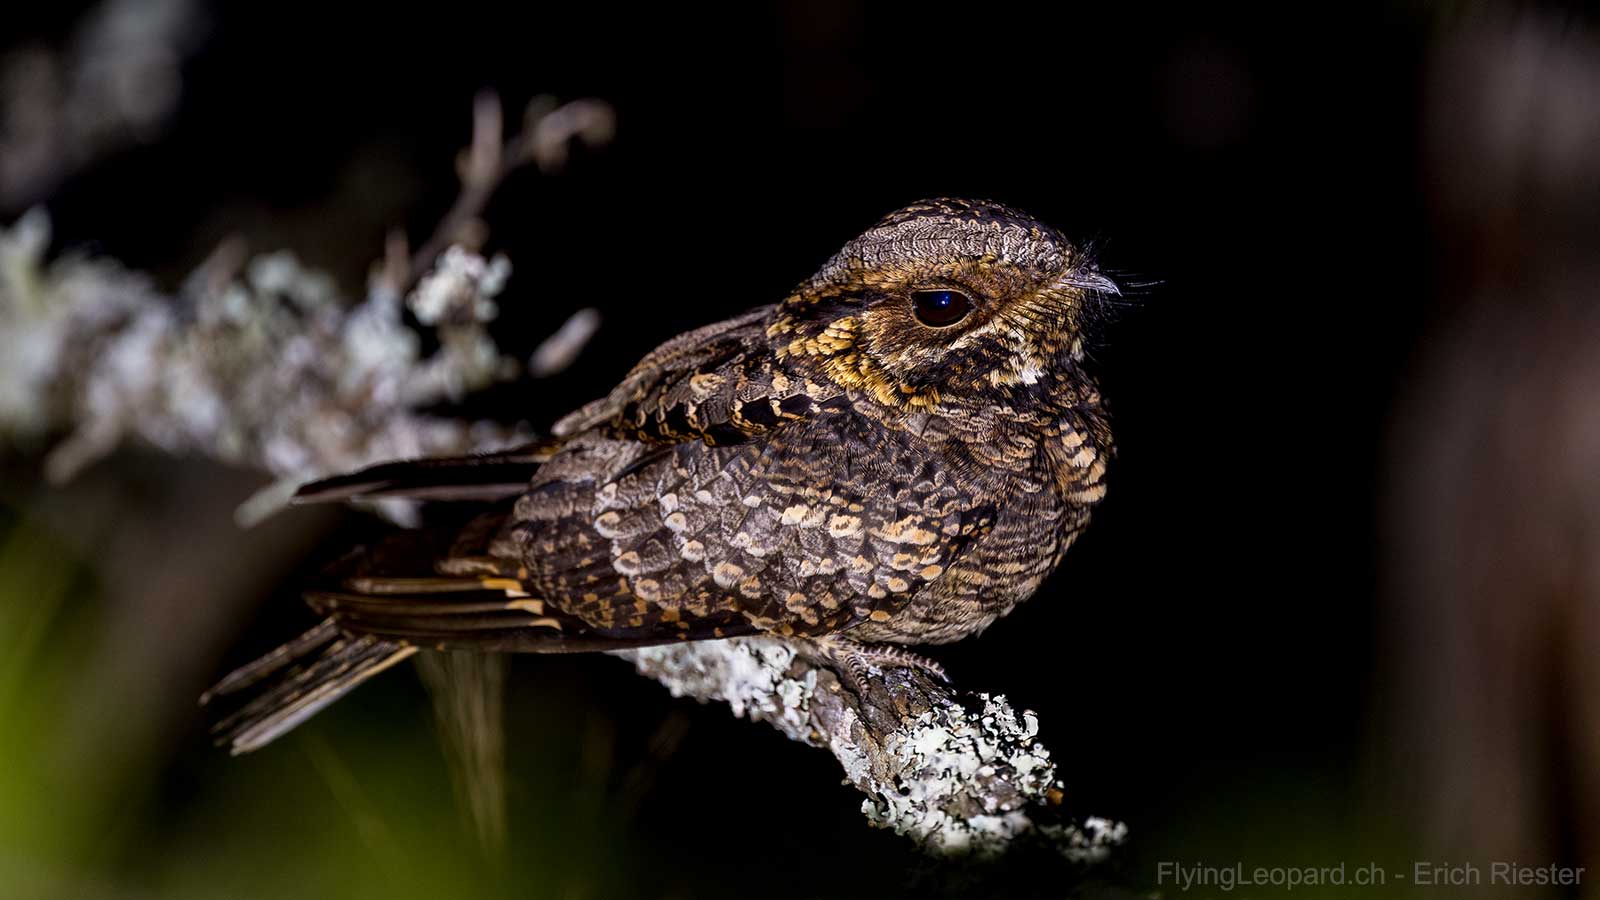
619 638 1126 858
394 92 616 296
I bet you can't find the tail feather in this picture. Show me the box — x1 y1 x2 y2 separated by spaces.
200 618 340 703
203 518 534 754
206 626 417 754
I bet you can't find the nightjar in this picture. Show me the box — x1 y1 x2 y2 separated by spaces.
206 198 1117 753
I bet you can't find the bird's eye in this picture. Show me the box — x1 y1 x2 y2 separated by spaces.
911 290 972 328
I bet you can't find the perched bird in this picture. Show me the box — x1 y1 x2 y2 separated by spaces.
205 198 1117 753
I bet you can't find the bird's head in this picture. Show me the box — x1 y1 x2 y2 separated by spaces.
770 198 1114 413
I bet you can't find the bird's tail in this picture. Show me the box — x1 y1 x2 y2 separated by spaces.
201 507 727 754
202 619 416 754
201 509 523 755
203 450 547 755
204 446 758 754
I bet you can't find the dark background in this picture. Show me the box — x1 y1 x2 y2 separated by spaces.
3 2 1595 898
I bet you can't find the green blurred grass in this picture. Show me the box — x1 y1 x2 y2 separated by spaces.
0 509 654 900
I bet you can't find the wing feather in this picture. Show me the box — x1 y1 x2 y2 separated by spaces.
293 441 562 504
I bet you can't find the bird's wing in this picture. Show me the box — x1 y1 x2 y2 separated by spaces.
296 284 996 644
491 411 995 643
552 304 847 448
295 508 756 651
292 440 564 504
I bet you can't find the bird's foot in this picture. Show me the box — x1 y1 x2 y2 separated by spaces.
808 637 950 693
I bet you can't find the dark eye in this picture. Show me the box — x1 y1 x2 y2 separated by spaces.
911 290 972 327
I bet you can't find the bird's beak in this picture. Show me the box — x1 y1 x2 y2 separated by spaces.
1059 270 1120 297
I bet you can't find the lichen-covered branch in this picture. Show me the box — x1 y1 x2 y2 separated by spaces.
0 94 611 526
621 638 1126 857
2 209 518 501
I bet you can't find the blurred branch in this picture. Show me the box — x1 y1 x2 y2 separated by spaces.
416 651 507 854
529 306 602 378
0 204 528 523
396 93 614 295
0 0 202 212
1385 10 1600 872
0 94 614 523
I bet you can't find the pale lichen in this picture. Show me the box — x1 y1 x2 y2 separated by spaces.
0 212 529 508
0 94 613 499
620 637 818 738
620 637 1126 858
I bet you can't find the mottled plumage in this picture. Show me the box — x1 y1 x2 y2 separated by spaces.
206 198 1116 752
